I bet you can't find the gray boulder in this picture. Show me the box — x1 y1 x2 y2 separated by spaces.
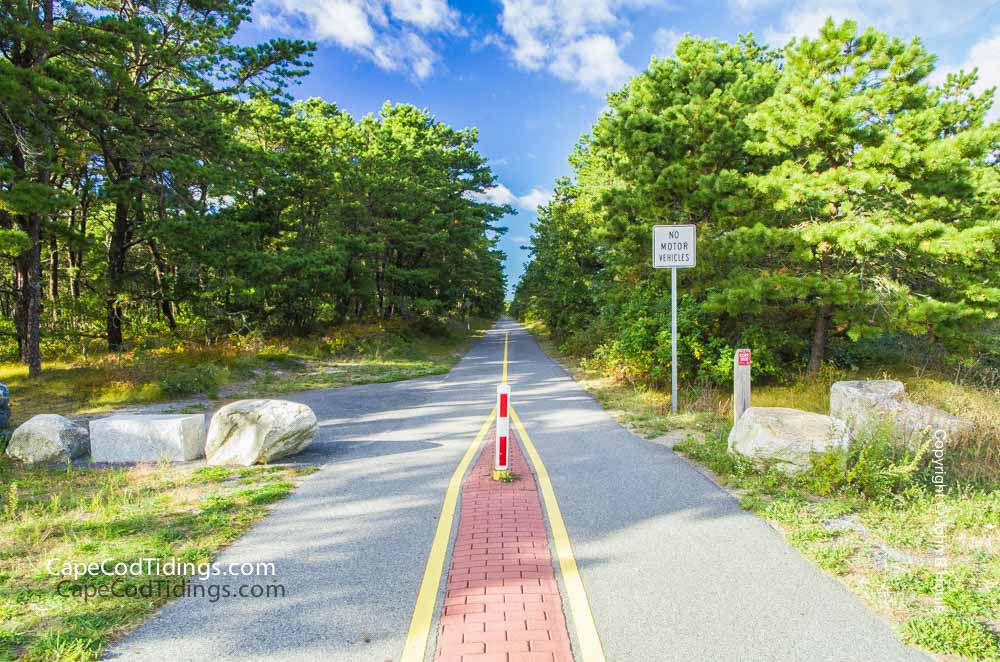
89 414 205 463
892 402 973 446
728 407 851 475
830 380 904 432
650 429 705 449
0 383 9 428
6 414 89 463
830 380 972 446
206 399 317 466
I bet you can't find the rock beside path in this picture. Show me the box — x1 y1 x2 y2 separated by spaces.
90 414 205 463
6 414 89 463
830 380 972 446
651 429 705 449
206 399 317 466
728 407 851 475
0 383 9 428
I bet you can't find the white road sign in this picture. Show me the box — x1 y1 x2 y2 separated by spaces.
652 225 696 269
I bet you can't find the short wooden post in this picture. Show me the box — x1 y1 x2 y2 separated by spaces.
733 348 751 423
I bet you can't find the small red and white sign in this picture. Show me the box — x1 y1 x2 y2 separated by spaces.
737 349 751 367
495 384 510 472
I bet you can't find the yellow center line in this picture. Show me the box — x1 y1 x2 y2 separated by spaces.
401 405 496 662
502 331 509 384
511 406 607 662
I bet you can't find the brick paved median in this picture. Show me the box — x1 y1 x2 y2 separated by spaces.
434 429 574 662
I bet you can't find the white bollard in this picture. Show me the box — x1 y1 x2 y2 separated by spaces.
733 348 751 423
494 383 511 479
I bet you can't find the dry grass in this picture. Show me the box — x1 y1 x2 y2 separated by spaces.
0 320 489 428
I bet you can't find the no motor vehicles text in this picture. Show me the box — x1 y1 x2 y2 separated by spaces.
652 226 696 269
658 240 691 263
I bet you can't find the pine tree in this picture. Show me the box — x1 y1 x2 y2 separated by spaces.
729 19 999 371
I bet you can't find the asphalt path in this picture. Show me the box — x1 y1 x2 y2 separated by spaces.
108 318 927 661
108 327 505 661
503 319 927 662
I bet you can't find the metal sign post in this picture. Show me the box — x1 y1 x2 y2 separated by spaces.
653 225 697 414
671 267 678 414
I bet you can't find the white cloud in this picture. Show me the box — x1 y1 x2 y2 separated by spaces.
387 0 458 31
471 184 553 212
727 0 782 20
740 1 998 50
762 3 868 47
495 0 660 95
477 184 519 206
739 2 999 119
517 187 553 211
965 34 1000 98
549 34 636 94
652 27 684 57
256 1 375 49
254 0 458 79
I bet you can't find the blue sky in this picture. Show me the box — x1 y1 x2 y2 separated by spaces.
237 0 1000 296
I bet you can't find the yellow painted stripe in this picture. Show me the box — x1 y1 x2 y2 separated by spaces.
401 406 496 662
501 331 509 384
510 406 607 662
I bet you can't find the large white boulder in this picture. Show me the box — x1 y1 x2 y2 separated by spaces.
90 414 205 463
6 414 89 464
206 399 317 466
830 380 972 446
830 380 904 432
728 407 851 475
891 402 973 446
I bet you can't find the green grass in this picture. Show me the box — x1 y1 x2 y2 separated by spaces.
0 320 487 659
0 458 319 661
902 614 1000 660
675 432 1000 660
527 321 1000 661
0 320 489 427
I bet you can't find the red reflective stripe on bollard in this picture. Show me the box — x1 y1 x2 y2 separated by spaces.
495 383 512 476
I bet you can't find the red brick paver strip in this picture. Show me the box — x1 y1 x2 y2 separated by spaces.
435 429 574 662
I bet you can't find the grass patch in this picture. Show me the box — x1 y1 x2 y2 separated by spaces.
902 613 1000 660
527 321 1000 661
0 320 489 428
0 457 317 660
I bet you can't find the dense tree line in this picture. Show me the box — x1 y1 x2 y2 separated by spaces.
513 22 999 385
1 1 508 376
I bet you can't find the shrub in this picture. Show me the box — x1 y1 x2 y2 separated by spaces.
158 364 229 397
846 425 931 499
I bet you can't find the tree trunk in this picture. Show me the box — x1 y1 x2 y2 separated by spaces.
48 229 58 316
376 254 385 319
807 304 833 375
148 239 176 330
68 175 89 301
106 199 129 351
14 215 43 376
67 229 82 300
5 0 53 376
